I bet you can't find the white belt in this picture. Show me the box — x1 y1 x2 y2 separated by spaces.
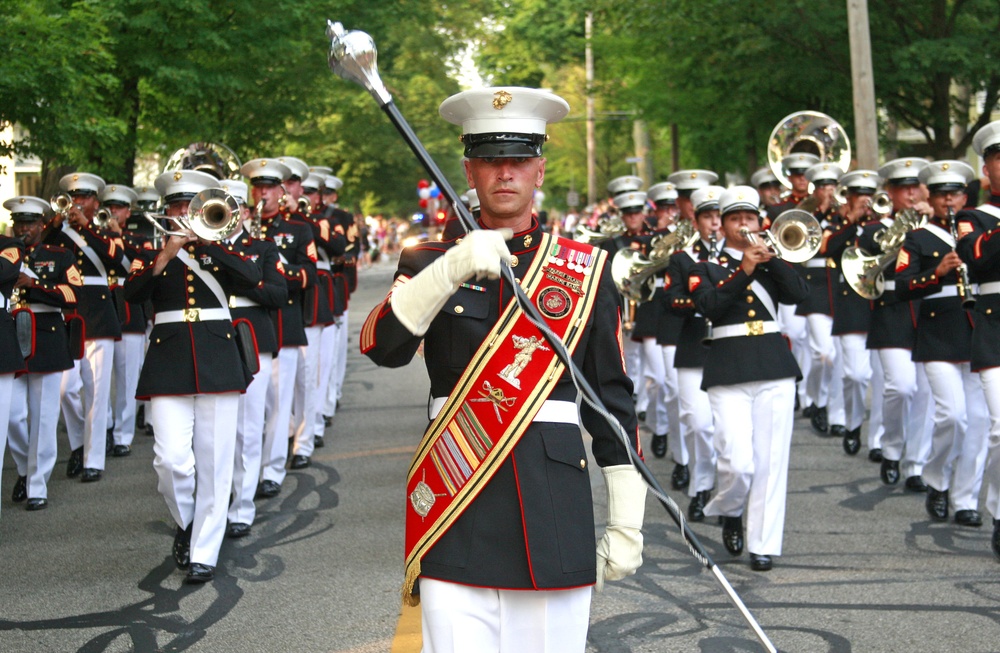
25 303 61 313
883 280 896 291
155 307 231 325
229 296 260 309
711 320 780 339
82 275 108 286
317 260 332 271
653 277 664 289
429 397 579 425
923 286 960 300
1 295 8 311
803 258 828 269
980 281 1000 295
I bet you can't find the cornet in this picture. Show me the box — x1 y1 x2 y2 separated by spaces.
142 189 241 242
740 209 822 263
297 197 313 214
94 207 114 229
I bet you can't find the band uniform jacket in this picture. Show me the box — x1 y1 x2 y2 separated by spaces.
0 236 27 375
895 219 974 363
858 215 919 349
116 231 153 334
17 243 80 373
258 210 317 348
303 210 347 326
45 222 126 340
794 208 838 317
956 197 1000 371
362 219 639 590
824 219 871 336
227 233 287 355
689 248 809 390
662 239 717 369
651 226 686 348
327 207 358 295
124 241 262 398
602 230 659 340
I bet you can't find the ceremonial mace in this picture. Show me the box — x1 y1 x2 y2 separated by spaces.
325 21 777 653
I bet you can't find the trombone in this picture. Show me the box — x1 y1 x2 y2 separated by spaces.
142 188 242 242
740 209 822 263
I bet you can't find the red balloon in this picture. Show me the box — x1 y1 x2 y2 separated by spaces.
417 179 431 189
419 198 429 208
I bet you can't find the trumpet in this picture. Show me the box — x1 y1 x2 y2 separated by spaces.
297 196 313 214
50 193 78 217
142 188 242 242
94 207 114 229
739 209 822 263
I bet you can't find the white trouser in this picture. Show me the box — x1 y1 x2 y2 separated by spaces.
292 325 323 457
7 373 61 499
112 332 145 446
262 346 301 485
806 314 844 422
313 322 338 436
635 338 668 436
229 354 273 526
837 334 871 431
704 377 796 556
677 366 715 495
328 308 349 407
61 338 114 470
623 338 645 411
322 320 344 418
657 344 681 459
979 367 1000 519
921 361 989 511
0 373 15 520
419 578 592 653
779 304 810 405
151 393 239 568
868 351 885 450
876 349 932 477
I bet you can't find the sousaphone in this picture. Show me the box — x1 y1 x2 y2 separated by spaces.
767 111 852 190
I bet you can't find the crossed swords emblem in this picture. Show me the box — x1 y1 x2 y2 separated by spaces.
469 381 516 423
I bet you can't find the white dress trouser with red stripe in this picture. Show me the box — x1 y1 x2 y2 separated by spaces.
836 333 871 431
112 332 145 447
779 303 810 407
292 325 323 458
677 366 715 495
61 338 114 470
704 377 796 556
0 373 14 520
325 309 349 411
420 578 592 653
151 393 238 567
7 372 61 499
868 351 885 450
636 337 668 437
806 313 845 423
229 354 273 526
261 346 301 485
978 366 1000 519
313 322 338 436
623 338 645 412
876 348 932 477
657 344 682 463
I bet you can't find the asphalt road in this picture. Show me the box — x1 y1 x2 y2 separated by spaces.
3 252 1000 653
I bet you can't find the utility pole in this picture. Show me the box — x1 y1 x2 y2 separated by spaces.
847 0 879 168
633 119 653 186
586 12 596 208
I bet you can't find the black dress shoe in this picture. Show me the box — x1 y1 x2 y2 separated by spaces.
226 522 252 538
136 404 146 429
905 475 928 492
749 553 772 571
992 520 1000 561
12 475 27 503
323 415 332 428
314 435 325 448
144 423 155 437
26 498 48 511
925 487 949 521
868 448 883 462
637 410 647 423
651 434 668 459
255 480 281 499
66 447 84 477
722 515 744 556
688 490 710 522
112 444 131 457
671 463 690 490
810 405 829 434
955 509 983 527
802 403 817 418
81 468 102 483
880 459 900 485
184 563 215 584
843 427 861 455
106 428 114 454
173 525 192 569
829 424 847 437
289 455 311 469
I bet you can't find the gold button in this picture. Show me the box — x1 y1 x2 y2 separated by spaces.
100 294 106 299
155 338 161 344
879 301 885 306
929 312 936 317
288 299 293 305
226 333 231 339
933 251 939 258
213 267 219 272
187 286 195 293
745 296 753 303
579 459 586 469
188 297 196 305
455 305 464 314
748 309 756 318
524 235 533 247
510 255 519 267
988 309 993 315
186 274 194 281
843 290 848 295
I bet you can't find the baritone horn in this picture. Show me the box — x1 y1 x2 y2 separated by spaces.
142 188 241 241
740 209 822 263
767 111 852 190
841 207 928 299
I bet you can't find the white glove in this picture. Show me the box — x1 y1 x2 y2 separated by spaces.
391 228 512 336
595 464 646 592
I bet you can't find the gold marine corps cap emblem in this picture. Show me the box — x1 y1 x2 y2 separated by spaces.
492 90 513 110
173 172 183 181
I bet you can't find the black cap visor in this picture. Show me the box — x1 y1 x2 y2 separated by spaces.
463 132 545 158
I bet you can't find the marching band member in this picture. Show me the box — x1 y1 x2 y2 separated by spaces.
48 172 126 483
662 185 724 521
363 87 644 650
691 186 809 571
0 231 25 522
897 160 987 526
321 174 354 424
124 169 261 583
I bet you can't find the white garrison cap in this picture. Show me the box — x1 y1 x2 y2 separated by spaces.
805 162 844 185
218 179 249 205
647 181 677 205
919 160 976 192
100 184 138 206
240 158 292 185
323 175 343 192
302 173 325 192
750 167 781 188
781 153 821 174
607 176 644 195
154 169 219 202
466 188 480 212
667 169 719 192
719 186 760 216
309 165 334 176
878 157 928 186
133 185 160 204
439 87 570 158
3 195 48 219
838 170 880 194
613 190 647 211
973 121 1000 157
59 172 106 196
277 156 310 181
690 185 726 214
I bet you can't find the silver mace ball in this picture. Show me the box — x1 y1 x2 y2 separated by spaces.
326 21 392 107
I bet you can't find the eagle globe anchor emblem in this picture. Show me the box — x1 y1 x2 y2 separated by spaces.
498 335 550 390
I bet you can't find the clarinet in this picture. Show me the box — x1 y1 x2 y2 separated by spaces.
948 207 975 310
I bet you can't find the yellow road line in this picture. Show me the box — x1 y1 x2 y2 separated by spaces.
390 602 422 653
